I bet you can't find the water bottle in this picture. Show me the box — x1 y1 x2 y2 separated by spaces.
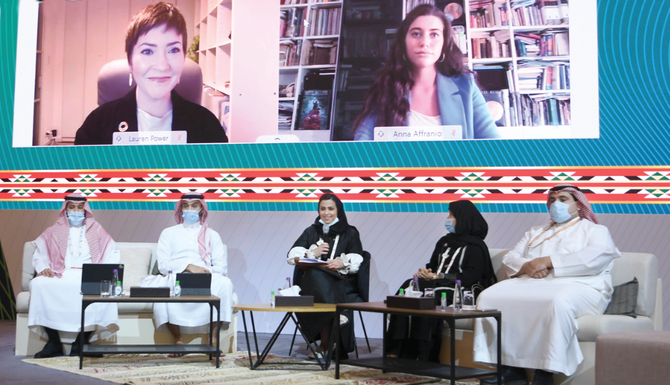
398 288 405 296
410 277 420 295
173 280 181 297
271 291 276 308
441 292 447 311
453 279 463 310
112 269 121 297
167 270 175 296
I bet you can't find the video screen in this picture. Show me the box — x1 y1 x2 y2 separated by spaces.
12 0 597 147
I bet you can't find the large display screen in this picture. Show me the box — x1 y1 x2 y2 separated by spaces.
1 0 669 213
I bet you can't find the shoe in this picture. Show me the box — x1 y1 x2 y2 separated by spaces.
69 331 103 357
339 315 349 326
531 370 553 385
34 340 64 359
480 365 528 385
307 351 323 360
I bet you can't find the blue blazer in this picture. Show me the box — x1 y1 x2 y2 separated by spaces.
354 72 500 140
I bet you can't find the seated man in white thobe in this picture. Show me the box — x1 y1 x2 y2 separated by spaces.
143 193 233 357
474 184 621 385
29 194 120 358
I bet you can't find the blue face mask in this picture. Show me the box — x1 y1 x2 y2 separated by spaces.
445 218 456 234
182 210 200 225
550 201 576 223
67 211 85 227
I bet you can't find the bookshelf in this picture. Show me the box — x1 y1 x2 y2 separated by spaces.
279 0 343 140
465 0 571 135
196 0 232 132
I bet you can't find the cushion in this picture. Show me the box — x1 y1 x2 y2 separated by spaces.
119 248 153 290
604 277 638 317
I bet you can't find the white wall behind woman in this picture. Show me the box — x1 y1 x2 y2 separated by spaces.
1 209 667 337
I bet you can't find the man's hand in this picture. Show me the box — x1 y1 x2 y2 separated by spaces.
185 264 210 274
38 268 55 277
325 258 345 271
511 257 553 278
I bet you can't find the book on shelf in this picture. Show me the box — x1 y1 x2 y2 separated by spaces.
559 0 569 23
481 90 510 127
309 6 341 36
278 101 294 130
452 26 468 55
515 31 568 57
297 89 331 130
511 0 568 26
279 39 302 67
469 0 509 28
281 0 308 5
406 0 436 13
280 7 307 38
471 29 511 59
516 94 570 126
538 0 561 25
305 39 338 65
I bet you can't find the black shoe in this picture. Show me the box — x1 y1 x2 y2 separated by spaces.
531 370 553 385
70 331 103 358
34 339 64 358
480 365 528 385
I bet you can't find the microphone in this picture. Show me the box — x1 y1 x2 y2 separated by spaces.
321 224 332 260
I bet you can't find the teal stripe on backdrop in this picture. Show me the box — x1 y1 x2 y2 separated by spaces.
0 0 668 213
0 200 668 215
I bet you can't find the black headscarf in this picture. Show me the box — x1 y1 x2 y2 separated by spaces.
311 193 350 235
445 200 497 289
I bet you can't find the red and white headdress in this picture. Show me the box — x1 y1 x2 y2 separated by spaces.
174 193 211 264
38 194 112 277
546 184 599 224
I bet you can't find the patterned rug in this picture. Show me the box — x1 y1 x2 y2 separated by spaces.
23 351 481 385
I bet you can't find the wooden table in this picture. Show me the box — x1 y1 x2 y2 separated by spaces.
80 295 221 369
333 302 502 385
233 303 337 370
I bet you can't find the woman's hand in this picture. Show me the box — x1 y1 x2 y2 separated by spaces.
294 257 301 264
325 258 345 271
38 268 55 277
313 243 329 258
185 264 210 274
414 268 435 279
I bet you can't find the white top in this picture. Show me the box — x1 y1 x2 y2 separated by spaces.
137 108 173 132
408 109 441 127
502 217 622 294
32 225 121 273
156 223 227 276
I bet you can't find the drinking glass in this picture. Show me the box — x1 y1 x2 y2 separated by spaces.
424 288 435 298
100 280 111 298
462 290 475 309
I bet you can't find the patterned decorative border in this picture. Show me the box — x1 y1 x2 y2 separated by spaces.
1 166 668 205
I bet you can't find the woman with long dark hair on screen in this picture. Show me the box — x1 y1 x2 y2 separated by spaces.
353 4 499 140
386 200 497 362
287 193 364 360
75 2 227 145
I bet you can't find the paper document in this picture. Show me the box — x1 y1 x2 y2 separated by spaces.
298 258 327 265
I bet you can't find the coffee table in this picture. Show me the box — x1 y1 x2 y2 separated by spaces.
234 303 337 370
333 302 502 385
80 295 221 369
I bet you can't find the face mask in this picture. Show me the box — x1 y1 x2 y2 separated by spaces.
550 201 576 223
445 218 456 234
67 211 85 227
182 210 200 225
319 217 339 227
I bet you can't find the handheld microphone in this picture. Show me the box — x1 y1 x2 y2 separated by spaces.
321 224 332 260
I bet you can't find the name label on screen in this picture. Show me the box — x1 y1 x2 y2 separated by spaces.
112 131 187 145
373 125 463 141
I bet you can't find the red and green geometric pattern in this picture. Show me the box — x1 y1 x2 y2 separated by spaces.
0 166 669 204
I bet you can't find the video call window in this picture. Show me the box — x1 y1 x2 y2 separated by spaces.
12 0 597 147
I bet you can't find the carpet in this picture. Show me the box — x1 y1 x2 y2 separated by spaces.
23 352 481 385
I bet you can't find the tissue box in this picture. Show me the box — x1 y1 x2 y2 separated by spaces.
130 286 170 298
386 295 435 310
276 295 314 307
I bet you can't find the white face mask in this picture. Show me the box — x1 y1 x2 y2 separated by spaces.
66 211 85 227
182 209 200 225
550 201 576 223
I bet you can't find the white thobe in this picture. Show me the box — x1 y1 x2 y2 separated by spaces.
28 225 121 343
473 218 621 376
142 223 233 333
